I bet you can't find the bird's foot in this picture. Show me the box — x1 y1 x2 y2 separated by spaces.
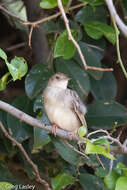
68 130 78 140
52 124 58 136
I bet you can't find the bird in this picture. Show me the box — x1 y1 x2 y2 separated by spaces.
43 72 87 136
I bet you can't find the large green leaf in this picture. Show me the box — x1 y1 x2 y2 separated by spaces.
25 63 53 99
104 172 119 190
7 96 33 142
85 140 115 160
33 128 51 150
79 173 104 190
53 138 84 165
51 173 75 190
6 56 28 81
74 42 103 80
86 100 127 129
84 21 116 44
75 5 106 24
115 177 127 190
90 71 117 100
54 30 77 59
55 59 90 98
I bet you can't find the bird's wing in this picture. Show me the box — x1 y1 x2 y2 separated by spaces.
68 90 87 128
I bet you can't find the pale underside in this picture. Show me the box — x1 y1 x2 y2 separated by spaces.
44 101 81 132
43 86 87 132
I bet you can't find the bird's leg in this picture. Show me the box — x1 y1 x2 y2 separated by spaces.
52 124 58 136
68 129 78 140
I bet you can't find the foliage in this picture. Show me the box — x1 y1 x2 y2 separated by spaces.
0 48 28 90
0 0 127 190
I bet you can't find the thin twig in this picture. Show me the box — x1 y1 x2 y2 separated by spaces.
87 129 109 138
6 42 26 51
0 4 26 23
105 0 127 37
0 122 52 190
0 2 113 72
91 136 123 149
96 154 105 170
64 140 89 159
24 3 86 26
29 25 34 47
112 17 127 78
57 0 87 68
57 0 113 72
109 159 113 173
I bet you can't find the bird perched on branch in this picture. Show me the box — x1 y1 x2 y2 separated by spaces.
43 73 87 136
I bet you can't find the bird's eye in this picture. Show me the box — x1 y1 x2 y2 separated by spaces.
56 76 60 79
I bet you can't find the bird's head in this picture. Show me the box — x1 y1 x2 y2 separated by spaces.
48 73 70 89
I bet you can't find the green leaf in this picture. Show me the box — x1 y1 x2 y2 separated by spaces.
33 95 43 112
95 167 108 178
0 182 13 190
56 59 90 98
53 138 84 165
6 56 28 81
115 177 127 190
90 70 117 101
25 63 53 99
51 173 75 190
74 42 103 80
33 127 51 150
40 0 57 9
54 30 77 59
85 140 115 160
75 5 106 24
79 173 104 190
78 126 87 137
0 72 10 91
104 171 119 190
115 162 127 176
93 139 109 146
0 48 7 62
86 100 127 129
40 0 68 9
84 21 116 44
7 96 33 142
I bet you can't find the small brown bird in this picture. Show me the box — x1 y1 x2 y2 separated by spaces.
43 73 87 136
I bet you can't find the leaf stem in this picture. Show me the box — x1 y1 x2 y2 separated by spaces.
112 17 127 78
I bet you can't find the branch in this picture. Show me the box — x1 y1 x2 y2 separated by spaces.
105 0 127 37
0 4 26 23
0 2 113 72
0 100 78 141
57 0 113 72
0 122 52 190
63 140 89 159
1 100 127 155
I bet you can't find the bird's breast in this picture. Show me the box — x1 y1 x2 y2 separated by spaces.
43 90 81 132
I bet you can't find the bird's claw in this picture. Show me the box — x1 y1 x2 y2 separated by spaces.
52 124 58 136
